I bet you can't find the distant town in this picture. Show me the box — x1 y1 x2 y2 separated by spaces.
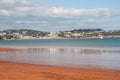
0 29 120 40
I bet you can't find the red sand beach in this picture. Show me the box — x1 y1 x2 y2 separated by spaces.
0 48 120 80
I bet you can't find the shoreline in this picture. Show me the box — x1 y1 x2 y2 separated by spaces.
0 61 120 80
1 36 120 40
0 46 120 50
0 48 19 52
1 47 120 55
0 47 120 80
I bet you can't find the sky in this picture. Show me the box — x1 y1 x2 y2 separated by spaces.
0 0 120 31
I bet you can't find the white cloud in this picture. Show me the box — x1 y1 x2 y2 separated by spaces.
0 9 11 16
0 0 16 4
15 20 48 24
49 7 112 17
0 0 115 17
0 0 120 18
0 0 120 31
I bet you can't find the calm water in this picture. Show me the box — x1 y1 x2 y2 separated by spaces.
0 38 120 49
0 38 120 70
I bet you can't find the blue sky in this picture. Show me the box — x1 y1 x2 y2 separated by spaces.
0 0 120 31
36 0 120 9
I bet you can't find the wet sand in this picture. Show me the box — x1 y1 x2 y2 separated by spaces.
0 48 120 80
0 61 120 80
0 48 18 52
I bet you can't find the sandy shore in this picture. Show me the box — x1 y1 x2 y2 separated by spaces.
0 48 120 80
0 61 120 80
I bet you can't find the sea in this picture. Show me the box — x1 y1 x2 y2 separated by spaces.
0 38 120 70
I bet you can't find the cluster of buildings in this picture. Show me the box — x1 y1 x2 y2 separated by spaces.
0 29 120 40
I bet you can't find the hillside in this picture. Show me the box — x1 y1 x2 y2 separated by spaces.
0 29 120 40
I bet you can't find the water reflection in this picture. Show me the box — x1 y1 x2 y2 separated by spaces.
0 48 120 70
24 48 120 54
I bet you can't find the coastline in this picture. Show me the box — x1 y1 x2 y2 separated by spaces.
1 36 120 40
0 61 120 80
